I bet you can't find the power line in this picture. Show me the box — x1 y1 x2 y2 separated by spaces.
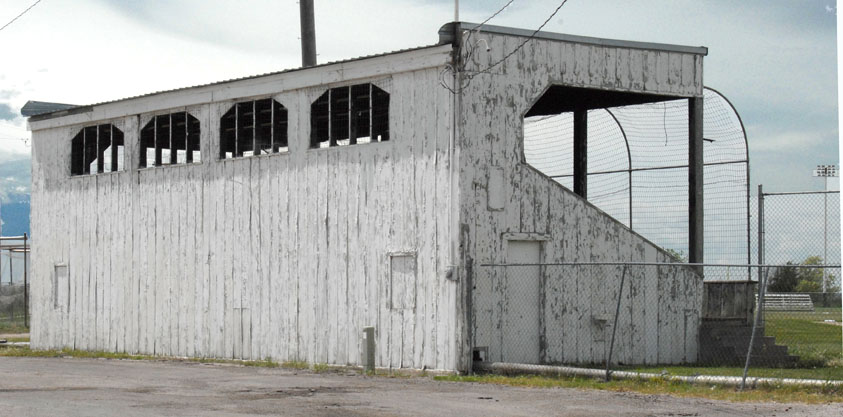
464 0 516 64
440 1 570 94
0 0 43 33
466 0 569 78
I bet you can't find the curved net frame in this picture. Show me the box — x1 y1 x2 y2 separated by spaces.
524 87 750 269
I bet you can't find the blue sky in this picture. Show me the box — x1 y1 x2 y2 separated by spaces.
0 0 839 192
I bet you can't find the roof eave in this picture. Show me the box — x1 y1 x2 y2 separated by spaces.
439 22 708 56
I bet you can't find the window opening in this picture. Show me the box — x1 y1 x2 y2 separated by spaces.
70 124 124 176
219 98 288 159
310 83 389 148
139 111 201 168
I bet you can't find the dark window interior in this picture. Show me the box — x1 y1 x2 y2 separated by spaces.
219 98 288 159
310 83 389 148
139 112 201 168
70 124 124 176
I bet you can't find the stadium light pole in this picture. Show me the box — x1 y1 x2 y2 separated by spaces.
813 164 837 297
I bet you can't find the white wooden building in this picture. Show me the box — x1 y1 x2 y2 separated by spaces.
28 23 706 372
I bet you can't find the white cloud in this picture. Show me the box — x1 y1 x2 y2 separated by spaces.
747 126 837 152
0 0 836 194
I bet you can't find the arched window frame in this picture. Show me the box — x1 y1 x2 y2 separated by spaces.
310 82 389 148
139 111 201 168
70 123 124 176
219 97 288 159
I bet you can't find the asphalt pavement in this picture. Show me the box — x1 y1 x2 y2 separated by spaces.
0 357 840 416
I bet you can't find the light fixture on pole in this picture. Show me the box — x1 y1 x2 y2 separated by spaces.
812 164 837 297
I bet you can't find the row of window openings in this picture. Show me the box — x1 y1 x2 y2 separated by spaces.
71 83 390 176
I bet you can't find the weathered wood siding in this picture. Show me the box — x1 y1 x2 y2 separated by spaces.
461 33 704 365
702 281 756 324
29 47 461 370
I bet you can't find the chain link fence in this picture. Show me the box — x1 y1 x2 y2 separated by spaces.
524 87 751 266
0 235 30 333
0 283 29 332
473 262 842 383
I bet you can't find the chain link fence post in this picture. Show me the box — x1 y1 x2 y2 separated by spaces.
605 265 627 381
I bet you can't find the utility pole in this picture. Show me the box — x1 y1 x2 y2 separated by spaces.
300 0 317 67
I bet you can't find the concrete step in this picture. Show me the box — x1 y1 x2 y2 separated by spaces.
699 320 798 367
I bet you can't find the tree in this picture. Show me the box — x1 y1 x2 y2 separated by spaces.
766 256 839 293
767 262 798 292
664 248 687 262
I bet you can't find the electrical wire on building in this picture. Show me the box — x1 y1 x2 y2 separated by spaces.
440 1 569 94
0 0 44 33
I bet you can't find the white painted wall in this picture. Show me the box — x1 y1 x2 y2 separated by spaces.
460 32 704 365
29 30 709 372
29 47 462 371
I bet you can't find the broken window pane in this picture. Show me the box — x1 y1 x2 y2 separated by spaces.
220 98 288 159
310 83 389 149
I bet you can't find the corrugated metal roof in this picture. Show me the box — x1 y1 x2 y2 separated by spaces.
20 101 79 117
28 44 446 122
28 21 709 122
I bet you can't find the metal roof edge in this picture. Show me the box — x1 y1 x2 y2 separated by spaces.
27 43 450 123
440 22 708 56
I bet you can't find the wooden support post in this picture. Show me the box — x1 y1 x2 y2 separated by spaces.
688 97 704 265
573 109 588 199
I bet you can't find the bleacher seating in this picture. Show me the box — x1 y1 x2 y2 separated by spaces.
760 293 815 311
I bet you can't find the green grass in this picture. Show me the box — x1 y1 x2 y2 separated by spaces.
0 320 29 334
619 365 843 381
0 336 29 343
281 360 310 369
0 345 281 368
435 374 843 404
764 307 842 366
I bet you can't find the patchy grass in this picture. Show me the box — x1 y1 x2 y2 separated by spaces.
620 365 843 381
0 321 29 334
765 314 842 366
281 360 310 370
434 373 843 404
312 363 333 373
0 346 280 368
0 336 29 343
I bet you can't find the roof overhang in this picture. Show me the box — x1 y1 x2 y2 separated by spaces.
439 22 708 56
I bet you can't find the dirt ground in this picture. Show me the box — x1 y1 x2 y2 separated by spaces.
0 357 840 416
